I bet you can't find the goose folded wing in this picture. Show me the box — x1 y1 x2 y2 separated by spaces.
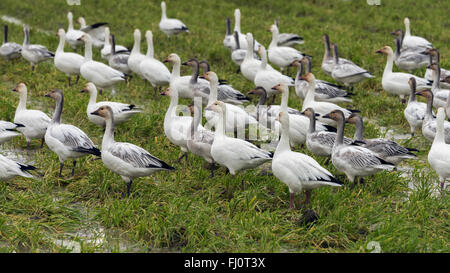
228 139 272 160
51 124 99 155
342 146 390 168
109 142 173 169
81 23 108 40
285 152 341 184
334 63 370 78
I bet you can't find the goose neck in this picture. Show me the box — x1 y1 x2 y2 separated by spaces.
207 80 218 106
4 25 8 44
353 118 364 141
17 90 27 112
57 33 65 53
84 38 93 60
276 119 291 154
334 118 345 147
52 95 64 124
146 34 154 58
102 114 115 147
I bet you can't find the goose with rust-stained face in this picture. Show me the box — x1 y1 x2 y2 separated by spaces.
323 110 395 183
91 105 174 197
54 28 84 87
44 88 100 178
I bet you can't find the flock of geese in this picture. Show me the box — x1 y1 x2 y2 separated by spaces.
0 2 449 209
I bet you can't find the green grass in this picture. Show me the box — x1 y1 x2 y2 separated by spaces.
0 0 449 252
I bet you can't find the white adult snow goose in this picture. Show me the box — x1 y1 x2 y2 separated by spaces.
331 43 374 88
422 48 450 88
268 24 304 74
393 36 428 72
77 17 108 48
91 105 174 196
163 53 193 99
223 18 234 51
229 9 260 51
323 110 395 183
100 27 128 61
127 29 146 78
376 45 431 102
292 58 352 103
272 111 342 209
416 89 450 143
0 153 35 181
54 28 84 86
44 89 101 177
0 121 22 144
321 34 353 77
401 18 432 50
0 25 21 61
428 107 450 191
65 12 84 50
254 45 294 104
78 34 126 95
21 24 54 70
240 33 275 82
206 100 272 177
12 83 51 148
404 77 426 137
139 30 170 94
81 82 141 127
159 1 188 37
346 113 417 165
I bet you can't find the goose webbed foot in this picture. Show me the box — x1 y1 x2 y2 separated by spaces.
125 180 133 197
71 160 76 176
59 163 64 178
175 152 188 163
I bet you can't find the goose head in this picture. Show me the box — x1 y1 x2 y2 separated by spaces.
323 109 345 122
202 71 218 83
77 34 91 43
301 108 319 118
199 60 210 73
248 86 267 97
44 88 63 100
181 58 198 67
441 76 450 84
345 112 362 124
245 32 254 46
271 83 288 94
205 100 225 114
163 53 180 64
415 88 433 100
375 46 393 56
133 29 141 40
268 24 278 34
298 72 315 83
145 30 152 40
391 29 403 37
404 17 410 28
12 83 27 94
77 17 86 27
289 59 301 67
57 28 65 38
421 48 438 57
91 105 113 118
80 82 97 94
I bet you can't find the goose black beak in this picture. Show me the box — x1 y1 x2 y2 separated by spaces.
322 114 331 119
91 110 99 116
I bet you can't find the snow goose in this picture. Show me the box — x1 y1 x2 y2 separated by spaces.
100 27 128 61
321 34 353 77
139 30 170 94
428 107 450 191
21 24 54 70
239 33 275 82
44 89 101 177
231 31 247 67
79 34 126 95
331 43 374 88
302 107 353 158
346 113 417 165
161 87 200 163
268 24 304 74
81 82 141 127
229 9 260 51
393 36 428 72
183 58 249 105
416 89 450 143
206 100 272 176
0 121 22 144
272 111 342 208
91 105 174 196
404 77 426 137
271 83 335 147
0 25 21 61
159 1 188 37
127 29 146 78
254 45 294 104
401 18 432 50
300 73 357 126
108 34 132 78
0 153 35 181
12 83 51 148
65 12 84 50
77 17 108 48
163 53 194 99
202 71 258 134
376 45 431 102
422 48 450 88
274 19 304 47
54 28 84 86
293 58 352 103
323 110 395 183
428 63 450 108
186 100 216 177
